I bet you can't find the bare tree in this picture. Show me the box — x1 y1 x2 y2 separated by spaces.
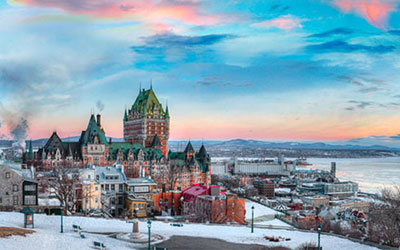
166 162 183 190
45 165 80 214
368 186 400 247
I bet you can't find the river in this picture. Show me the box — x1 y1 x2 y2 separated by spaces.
301 157 400 194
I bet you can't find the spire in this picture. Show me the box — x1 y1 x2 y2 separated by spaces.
165 100 169 118
139 82 142 93
150 79 153 90
124 108 128 121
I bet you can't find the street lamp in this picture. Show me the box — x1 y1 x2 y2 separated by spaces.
251 205 254 233
60 204 64 233
147 219 152 250
317 223 322 250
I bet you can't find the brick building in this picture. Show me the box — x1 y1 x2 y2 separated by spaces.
181 184 246 225
124 87 169 156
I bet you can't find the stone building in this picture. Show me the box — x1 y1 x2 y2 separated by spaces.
0 164 38 210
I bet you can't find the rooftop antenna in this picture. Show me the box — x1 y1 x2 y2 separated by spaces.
139 82 142 93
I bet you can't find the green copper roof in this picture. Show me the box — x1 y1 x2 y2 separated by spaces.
184 141 195 153
79 115 108 145
27 140 33 160
129 88 167 118
165 105 169 118
151 134 162 147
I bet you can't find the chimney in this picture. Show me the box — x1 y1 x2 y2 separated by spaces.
109 137 112 144
96 114 101 128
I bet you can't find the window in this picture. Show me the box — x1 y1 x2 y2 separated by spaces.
105 184 109 191
24 195 36 205
13 196 18 205
96 175 99 181
111 184 115 191
119 184 123 193
13 185 18 192
0 197 2 204
24 185 36 191
118 196 123 205
5 172 10 179
88 175 91 180
95 186 98 191
95 198 98 203
101 184 104 190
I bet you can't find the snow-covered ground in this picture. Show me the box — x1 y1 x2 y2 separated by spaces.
245 200 281 220
256 219 293 228
0 212 378 250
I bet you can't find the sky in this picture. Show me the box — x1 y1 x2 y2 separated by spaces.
2 0 400 146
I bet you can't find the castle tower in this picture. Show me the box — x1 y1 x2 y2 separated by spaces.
124 87 170 156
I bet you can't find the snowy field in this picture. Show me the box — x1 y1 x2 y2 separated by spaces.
0 212 378 250
245 200 281 220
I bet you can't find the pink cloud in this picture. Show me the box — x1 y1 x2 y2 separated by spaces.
252 15 304 31
12 0 221 26
333 0 397 29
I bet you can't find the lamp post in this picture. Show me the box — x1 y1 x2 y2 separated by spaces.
317 223 322 250
251 205 254 233
60 204 64 233
147 219 152 250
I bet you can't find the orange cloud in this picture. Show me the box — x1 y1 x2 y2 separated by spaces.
252 15 304 30
333 0 397 29
10 0 221 26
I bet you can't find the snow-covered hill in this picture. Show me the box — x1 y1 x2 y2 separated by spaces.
0 212 378 250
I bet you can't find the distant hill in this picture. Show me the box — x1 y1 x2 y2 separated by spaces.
1 138 399 151
169 139 400 151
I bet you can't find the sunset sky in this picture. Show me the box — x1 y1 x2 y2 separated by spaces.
2 0 400 146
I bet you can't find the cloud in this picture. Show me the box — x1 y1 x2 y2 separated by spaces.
10 0 223 26
309 27 354 38
332 0 397 29
388 30 400 35
345 99 399 110
252 15 304 30
130 33 236 69
306 39 395 53
348 100 373 109
359 86 380 93
269 4 290 13
197 75 254 88
136 33 236 48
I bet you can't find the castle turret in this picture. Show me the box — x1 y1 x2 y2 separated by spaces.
184 141 195 161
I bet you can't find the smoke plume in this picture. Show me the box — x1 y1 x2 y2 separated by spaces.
96 100 105 112
10 118 28 153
